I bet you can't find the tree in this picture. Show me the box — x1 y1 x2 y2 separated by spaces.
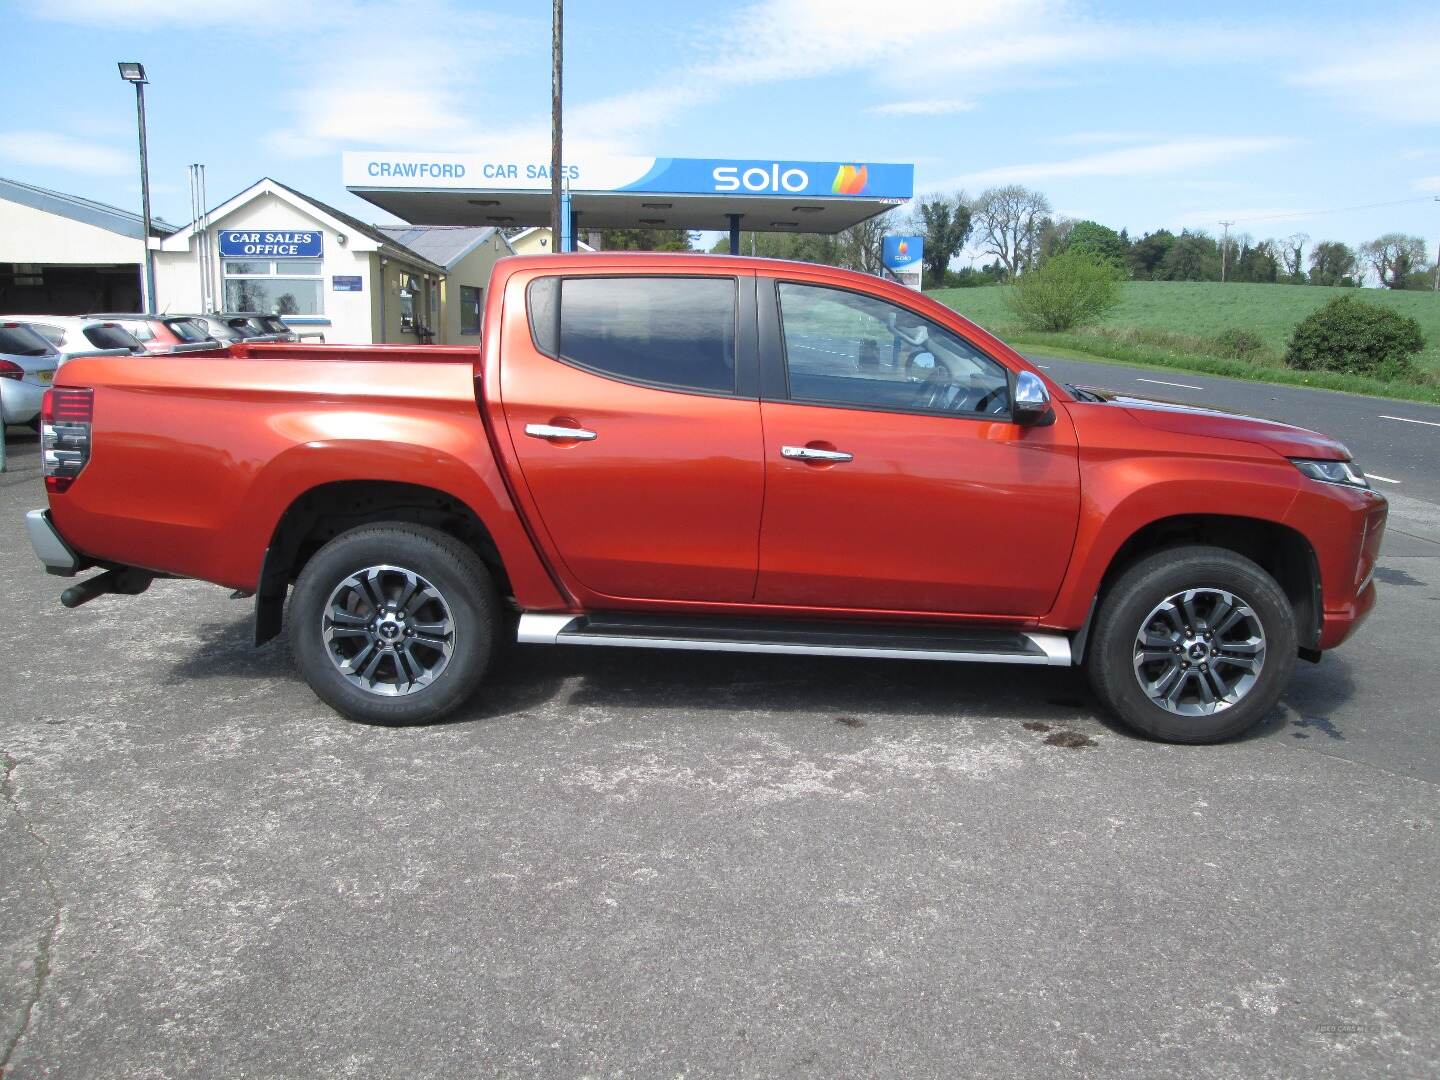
1159 230 1220 281
1360 233 1427 289
707 231 839 264
910 193 973 287
1277 233 1308 281
835 211 895 275
1064 220 1130 267
1308 241 1359 287
1005 251 1124 331
596 228 694 252
1285 296 1425 380
1234 239 1280 284
1127 230 1174 279
971 185 1052 278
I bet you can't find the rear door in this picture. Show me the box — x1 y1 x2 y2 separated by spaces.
499 271 764 604
755 277 1080 617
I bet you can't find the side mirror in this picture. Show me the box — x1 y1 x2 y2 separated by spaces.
1012 370 1053 426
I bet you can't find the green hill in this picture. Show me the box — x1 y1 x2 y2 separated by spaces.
929 281 1440 376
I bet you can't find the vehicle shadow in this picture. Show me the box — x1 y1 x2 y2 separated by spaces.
166 611 1361 742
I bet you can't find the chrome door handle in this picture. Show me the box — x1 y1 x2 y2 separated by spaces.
781 445 853 463
525 423 597 441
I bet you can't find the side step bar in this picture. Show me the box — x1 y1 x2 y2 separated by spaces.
517 613 1071 666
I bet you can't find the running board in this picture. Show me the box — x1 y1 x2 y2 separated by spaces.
517 613 1071 666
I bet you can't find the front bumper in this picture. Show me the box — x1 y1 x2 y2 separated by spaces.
26 508 84 576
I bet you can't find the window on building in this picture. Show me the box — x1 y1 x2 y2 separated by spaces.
222 258 323 316
532 276 737 394
460 286 482 335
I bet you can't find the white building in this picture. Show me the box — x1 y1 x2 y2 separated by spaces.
2 175 515 345
0 175 175 312
155 178 514 344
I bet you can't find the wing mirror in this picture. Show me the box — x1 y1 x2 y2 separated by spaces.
1012 370 1053 426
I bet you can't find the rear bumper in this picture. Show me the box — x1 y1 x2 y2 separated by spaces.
26 508 85 576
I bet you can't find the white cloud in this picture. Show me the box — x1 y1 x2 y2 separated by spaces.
0 131 131 175
1415 176 1440 193
941 137 1296 189
1049 131 1160 147
868 99 976 117
1290 17 1440 125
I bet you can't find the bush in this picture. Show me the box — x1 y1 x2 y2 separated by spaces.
1211 328 1267 359
1284 296 1426 381
1004 251 1123 331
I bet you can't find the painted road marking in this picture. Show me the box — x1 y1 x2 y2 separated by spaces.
1136 377 1203 390
1380 415 1440 429
1368 473 1401 485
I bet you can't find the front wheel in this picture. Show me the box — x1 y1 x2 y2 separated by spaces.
287 524 500 725
1085 545 1297 743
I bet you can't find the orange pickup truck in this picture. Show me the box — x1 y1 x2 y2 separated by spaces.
27 254 1386 742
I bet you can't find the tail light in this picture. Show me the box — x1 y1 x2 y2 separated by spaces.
0 359 23 380
41 387 94 494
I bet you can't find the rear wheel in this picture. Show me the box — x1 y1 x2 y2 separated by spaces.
1085 545 1296 743
288 524 499 725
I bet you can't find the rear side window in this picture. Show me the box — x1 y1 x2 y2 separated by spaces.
122 320 155 341
85 325 142 350
529 276 737 394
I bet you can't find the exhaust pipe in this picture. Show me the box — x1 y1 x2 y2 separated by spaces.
60 567 155 609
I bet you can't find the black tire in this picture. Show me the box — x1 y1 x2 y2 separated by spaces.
287 523 500 726
1085 545 1296 744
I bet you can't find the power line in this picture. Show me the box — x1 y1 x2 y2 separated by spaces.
1225 195 1435 225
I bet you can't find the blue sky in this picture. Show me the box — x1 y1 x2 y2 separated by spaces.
3 0 1437 272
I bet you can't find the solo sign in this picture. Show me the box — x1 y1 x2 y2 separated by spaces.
219 230 323 258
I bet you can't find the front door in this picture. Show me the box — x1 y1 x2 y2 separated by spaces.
501 271 764 604
756 279 1080 617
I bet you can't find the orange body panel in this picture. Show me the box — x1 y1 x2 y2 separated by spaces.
47 253 1383 653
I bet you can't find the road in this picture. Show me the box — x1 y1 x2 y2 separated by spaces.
2 414 1439 1078
1024 352 1440 505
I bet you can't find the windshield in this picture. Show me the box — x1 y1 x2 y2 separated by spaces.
0 324 56 357
259 316 289 333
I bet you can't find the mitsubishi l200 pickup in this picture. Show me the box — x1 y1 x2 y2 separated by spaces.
28 254 1387 743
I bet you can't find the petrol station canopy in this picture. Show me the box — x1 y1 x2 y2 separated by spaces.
343 152 913 234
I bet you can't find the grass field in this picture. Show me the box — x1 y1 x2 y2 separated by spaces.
928 281 1440 384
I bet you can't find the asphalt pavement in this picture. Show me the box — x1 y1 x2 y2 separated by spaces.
2 415 1439 1078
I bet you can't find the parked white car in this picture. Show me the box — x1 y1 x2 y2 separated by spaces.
6 315 146 366
0 321 60 428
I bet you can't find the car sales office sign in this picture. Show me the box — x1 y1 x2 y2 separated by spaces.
218 231 323 258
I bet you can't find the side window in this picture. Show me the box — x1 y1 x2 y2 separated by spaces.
776 282 1010 417
530 276 737 394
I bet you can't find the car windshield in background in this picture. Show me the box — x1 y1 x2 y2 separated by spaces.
164 318 212 343
85 326 143 351
259 316 289 333
0 324 56 356
225 319 261 337
26 324 66 347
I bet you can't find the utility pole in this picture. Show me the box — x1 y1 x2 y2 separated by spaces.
1433 197 1439 292
1219 220 1234 284
550 0 564 254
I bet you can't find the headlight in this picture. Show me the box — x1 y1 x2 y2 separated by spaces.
1292 458 1369 489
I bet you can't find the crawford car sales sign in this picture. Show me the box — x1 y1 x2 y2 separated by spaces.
219 230 323 258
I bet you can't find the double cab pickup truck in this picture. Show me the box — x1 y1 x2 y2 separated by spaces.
27 254 1387 743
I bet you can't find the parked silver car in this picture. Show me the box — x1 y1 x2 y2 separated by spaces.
0 321 61 428
6 315 146 365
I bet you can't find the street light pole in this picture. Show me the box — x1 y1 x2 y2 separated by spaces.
119 62 156 314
